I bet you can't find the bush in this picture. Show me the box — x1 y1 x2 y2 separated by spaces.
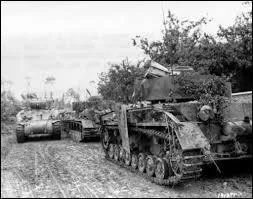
175 72 231 124
1 91 21 122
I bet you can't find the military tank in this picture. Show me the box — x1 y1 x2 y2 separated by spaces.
99 62 252 186
59 110 100 142
16 95 62 143
59 98 110 142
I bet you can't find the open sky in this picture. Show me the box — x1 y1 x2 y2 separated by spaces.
1 1 248 100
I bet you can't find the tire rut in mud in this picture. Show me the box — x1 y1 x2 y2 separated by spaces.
45 142 171 198
45 142 113 198
37 143 86 198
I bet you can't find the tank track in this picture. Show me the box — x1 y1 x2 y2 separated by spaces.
16 124 25 143
52 121 61 140
103 126 204 186
104 149 182 186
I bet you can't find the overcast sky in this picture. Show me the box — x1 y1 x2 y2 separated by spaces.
1 1 248 100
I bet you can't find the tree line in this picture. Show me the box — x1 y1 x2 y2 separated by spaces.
98 2 252 103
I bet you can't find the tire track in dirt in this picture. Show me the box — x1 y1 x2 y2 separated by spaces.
38 143 93 198
2 137 252 198
16 142 66 198
78 144 145 197
2 141 68 198
13 169 35 198
1 142 36 198
44 146 95 199
45 143 101 198
70 144 147 195
45 142 193 198
37 144 68 198
18 142 67 198
46 142 157 198
46 143 119 198
40 140 253 198
34 150 38 185
1 171 21 198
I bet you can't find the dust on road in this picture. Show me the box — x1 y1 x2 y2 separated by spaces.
1 134 252 198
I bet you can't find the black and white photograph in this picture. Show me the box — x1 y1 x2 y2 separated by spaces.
1 1 252 198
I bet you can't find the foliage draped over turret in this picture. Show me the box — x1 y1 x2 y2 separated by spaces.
174 73 231 124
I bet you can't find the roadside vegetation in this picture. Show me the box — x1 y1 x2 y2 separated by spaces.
98 1 252 103
1 88 21 134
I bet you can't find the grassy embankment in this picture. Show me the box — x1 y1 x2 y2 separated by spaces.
1 122 16 160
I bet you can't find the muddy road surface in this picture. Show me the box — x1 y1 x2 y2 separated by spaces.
1 133 252 198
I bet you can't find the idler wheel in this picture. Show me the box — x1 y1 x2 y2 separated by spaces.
125 152 131 166
114 145 120 161
138 153 147 173
119 147 126 162
131 153 138 169
146 155 156 177
108 144 114 159
155 158 169 179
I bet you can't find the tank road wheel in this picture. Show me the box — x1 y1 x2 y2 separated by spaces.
138 153 147 173
108 144 114 159
155 158 169 180
146 155 156 177
119 147 126 162
125 152 131 166
16 125 25 143
101 128 110 150
114 145 120 161
131 153 138 169
170 150 183 176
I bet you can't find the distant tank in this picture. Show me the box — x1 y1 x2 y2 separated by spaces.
59 109 100 142
99 62 252 186
16 96 61 143
59 97 112 142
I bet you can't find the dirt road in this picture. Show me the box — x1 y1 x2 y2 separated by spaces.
1 133 252 198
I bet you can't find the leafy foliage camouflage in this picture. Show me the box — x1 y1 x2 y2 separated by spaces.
97 58 145 103
72 97 116 122
174 73 231 124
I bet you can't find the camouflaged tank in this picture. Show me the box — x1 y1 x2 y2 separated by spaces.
100 65 252 186
59 99 110 142
16 99 61 143
59 111 100 142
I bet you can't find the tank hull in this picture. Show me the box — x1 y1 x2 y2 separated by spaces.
23 120 53 136
61 119 100 142
16 120 61 143
16 98 62 143
100 102 252 186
